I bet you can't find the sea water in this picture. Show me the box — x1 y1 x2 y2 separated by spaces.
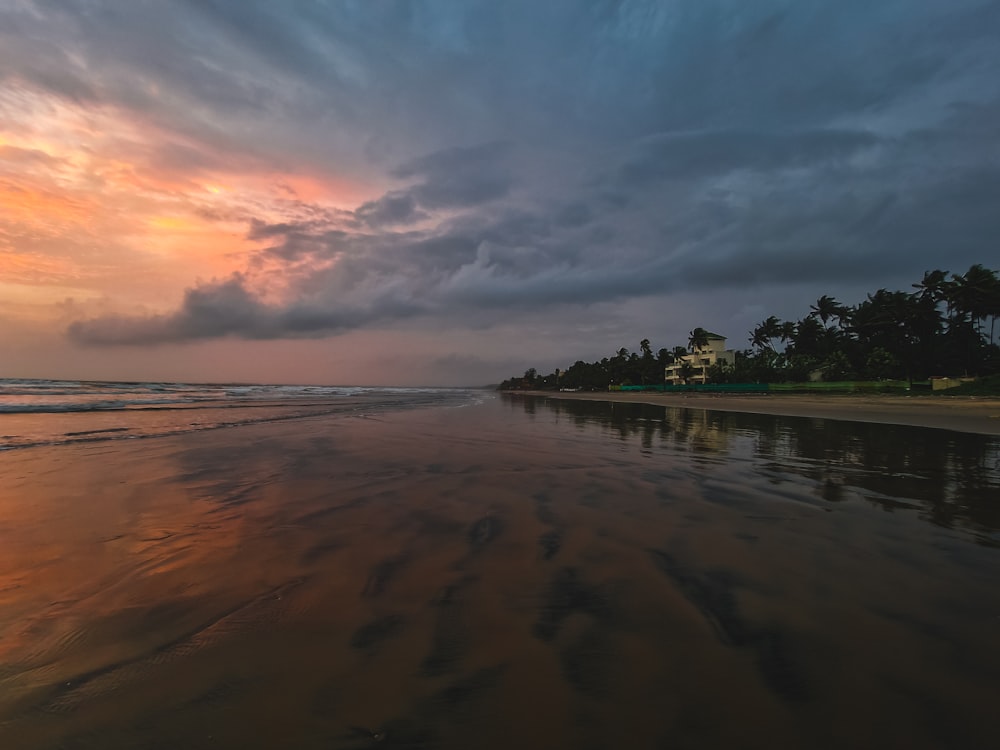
0 378 480 450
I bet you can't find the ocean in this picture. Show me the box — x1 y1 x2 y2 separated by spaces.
0 378 481 450
1 384 998 748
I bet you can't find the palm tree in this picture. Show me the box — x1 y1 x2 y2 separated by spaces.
849 290 895 343
749 316 782 352
679 361 695 385
956 265 998 337
688 327 710 353
790 316 824 359
609 347 631 385
809 295 846 326
987 273 1000 345
749 327 770 352
946 265 1000 373
912 269 949 303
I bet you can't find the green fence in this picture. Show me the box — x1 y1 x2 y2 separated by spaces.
614 384 768 393
768 380 911 393
611 381 914 394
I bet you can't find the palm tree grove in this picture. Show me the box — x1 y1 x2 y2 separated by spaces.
498 265 1000 392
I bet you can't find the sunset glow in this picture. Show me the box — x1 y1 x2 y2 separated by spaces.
1 82 378 328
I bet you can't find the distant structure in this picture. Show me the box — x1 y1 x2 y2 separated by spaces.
664 332 736 385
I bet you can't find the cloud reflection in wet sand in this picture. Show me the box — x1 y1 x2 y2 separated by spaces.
0 395 998 748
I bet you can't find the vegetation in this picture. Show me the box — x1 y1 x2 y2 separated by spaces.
497 265 1000 391
939 374 1000 397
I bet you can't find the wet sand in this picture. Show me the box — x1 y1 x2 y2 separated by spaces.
1 397 998 748
521 390 1000 435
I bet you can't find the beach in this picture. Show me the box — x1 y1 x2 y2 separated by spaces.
1 390 999 748
520 390 1000 435
6 3 1000 747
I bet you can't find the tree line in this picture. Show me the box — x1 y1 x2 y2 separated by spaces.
498 265 1000 390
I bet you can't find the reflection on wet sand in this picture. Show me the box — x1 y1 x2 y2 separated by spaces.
532 394 1000 544
1 396 998 748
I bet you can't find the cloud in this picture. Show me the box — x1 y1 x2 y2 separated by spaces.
68 276 270 344
0 144 63 167
1 0 997 375
616 128 880 184
389 141 515 210
66 272 414 345
354 191 426 227
66 119 1000 345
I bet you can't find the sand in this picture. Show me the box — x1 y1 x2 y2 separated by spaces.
2 396 998 748
517 390 1000 435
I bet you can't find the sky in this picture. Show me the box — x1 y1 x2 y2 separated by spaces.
2 0 999 386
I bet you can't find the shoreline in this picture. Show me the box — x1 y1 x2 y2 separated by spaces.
510 390 1000 435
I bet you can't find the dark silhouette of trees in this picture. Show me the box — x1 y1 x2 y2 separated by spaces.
809 295 849 327
688 328 710 352
497 266 999 391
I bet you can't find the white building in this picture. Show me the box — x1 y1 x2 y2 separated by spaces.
664 332 736 385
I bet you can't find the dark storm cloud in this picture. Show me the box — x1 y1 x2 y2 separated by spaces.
553 202 593 228
68 276 272 345
348 142 514 229
11 0 994 347
67 274 414 344
616 128 880 184
354 192 427 228
389 142 515 209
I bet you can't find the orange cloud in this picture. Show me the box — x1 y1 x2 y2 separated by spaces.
1 83 386 332
266 171 374 206
0 180 97 232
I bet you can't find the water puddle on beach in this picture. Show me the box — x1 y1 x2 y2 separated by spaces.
0 395 998 748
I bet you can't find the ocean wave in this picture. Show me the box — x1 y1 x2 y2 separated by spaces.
0 379 456 408
0 397 415 414
0 380 483 451
0 399 193 413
